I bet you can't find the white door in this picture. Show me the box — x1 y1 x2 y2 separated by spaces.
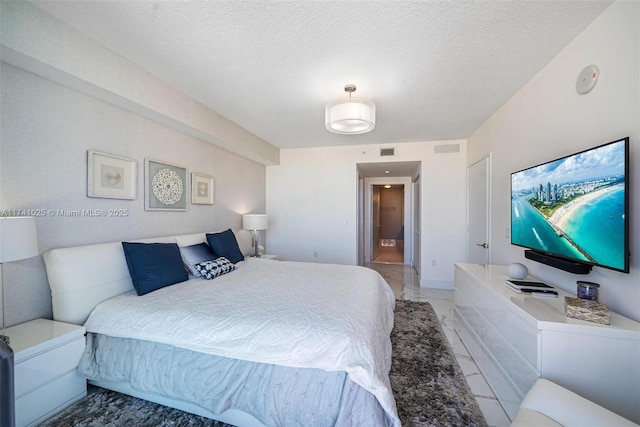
467 155 491 264
357 178 364 265
412 177 421 275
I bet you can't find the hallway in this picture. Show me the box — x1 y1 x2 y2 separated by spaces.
372 239 404 264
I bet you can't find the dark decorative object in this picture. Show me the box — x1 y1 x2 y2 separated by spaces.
577 281 600 301
0 340 14 427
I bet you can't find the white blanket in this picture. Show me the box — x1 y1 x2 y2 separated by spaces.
84 258 400 426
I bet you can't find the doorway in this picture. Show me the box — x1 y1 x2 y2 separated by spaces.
362 176 412 265
357 161 421 267
372 184 405 264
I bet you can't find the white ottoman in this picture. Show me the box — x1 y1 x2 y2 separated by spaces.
511 379 638 427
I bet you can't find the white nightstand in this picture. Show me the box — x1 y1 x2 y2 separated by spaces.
245 254 279 260
1 318 87 427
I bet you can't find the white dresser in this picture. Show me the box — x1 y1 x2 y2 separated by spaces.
2 318 87 427
453 263 640 423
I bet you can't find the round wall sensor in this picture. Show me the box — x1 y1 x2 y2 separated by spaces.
576 64 599 94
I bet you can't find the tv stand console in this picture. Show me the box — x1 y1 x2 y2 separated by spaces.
453 263 640 423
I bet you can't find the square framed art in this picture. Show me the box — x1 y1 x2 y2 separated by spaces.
191 173 214 205
87 150 136 200
145 159 187 211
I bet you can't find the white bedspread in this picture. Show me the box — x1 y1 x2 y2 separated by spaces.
84 258 400 426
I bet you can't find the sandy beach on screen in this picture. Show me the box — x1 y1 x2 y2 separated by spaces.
548 185 621 232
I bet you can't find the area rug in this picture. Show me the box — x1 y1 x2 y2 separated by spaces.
40 300 486 427
390 299 487 427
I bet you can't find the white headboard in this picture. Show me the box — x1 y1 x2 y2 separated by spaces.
43 230 252 325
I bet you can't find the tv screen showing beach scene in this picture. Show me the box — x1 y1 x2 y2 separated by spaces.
511 137 629 273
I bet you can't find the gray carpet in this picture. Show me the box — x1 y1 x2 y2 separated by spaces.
40 300 486 427
390 299 487 427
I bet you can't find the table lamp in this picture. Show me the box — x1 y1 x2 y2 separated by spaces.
242 214 268 258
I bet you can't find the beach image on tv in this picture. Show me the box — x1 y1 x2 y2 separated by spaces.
511 140 626 271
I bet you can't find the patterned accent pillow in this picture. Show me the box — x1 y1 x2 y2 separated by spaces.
194 257 237 280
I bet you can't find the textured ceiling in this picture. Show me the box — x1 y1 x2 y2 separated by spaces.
31 1 612 149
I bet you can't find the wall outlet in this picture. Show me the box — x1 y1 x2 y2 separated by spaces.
431 259 436 267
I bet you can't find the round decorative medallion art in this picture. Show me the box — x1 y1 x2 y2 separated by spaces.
197 182 208 197
152 168 183 205
104 169 122 186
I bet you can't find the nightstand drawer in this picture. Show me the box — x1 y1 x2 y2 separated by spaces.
16 370 86 427
15 336 85 397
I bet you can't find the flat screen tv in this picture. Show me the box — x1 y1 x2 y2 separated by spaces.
511 137 629 273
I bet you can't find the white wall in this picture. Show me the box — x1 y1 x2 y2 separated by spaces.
0 4 270 326
0 1 278 166
467 1 639 321
266 140 467 288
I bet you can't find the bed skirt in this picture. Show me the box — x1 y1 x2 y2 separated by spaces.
79 333 393 426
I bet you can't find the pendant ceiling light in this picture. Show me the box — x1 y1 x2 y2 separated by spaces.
325 84 375 135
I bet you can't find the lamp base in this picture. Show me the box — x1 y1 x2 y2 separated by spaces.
252 230 260 258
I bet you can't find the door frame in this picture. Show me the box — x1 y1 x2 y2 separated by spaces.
412 175 421 275
372 184 382 262
363 176 412 264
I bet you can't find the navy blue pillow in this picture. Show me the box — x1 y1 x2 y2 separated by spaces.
122 242 188 296
179 242 217 276
206 229 244 264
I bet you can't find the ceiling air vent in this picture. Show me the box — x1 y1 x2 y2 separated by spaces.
380 148 395 157
434 144 460 154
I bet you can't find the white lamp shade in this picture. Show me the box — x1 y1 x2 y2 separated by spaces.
243 214 268 231
0 216 39 262
325 98 376 134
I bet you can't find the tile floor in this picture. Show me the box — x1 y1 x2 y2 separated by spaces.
373 242 405 264
367 262 512 427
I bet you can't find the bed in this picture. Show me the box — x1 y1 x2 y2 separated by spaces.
43 231 400 426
